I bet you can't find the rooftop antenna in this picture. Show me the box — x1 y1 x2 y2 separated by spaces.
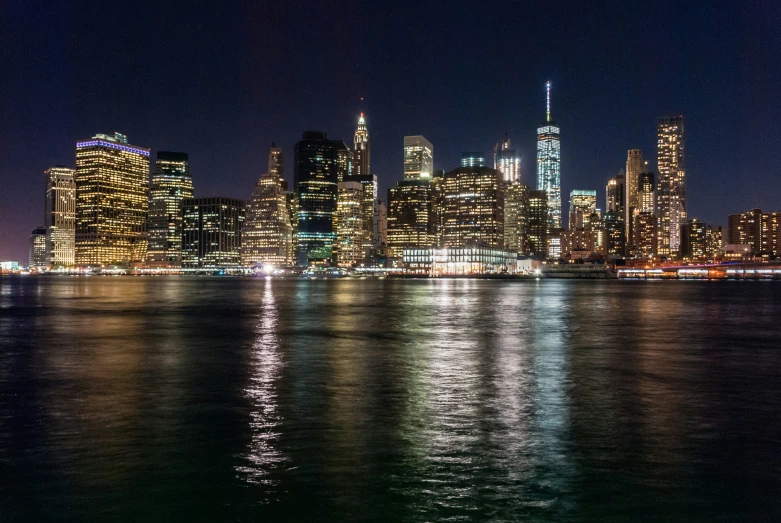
546 81 551 122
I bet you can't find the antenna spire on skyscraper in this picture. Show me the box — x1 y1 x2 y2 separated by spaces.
546 81 551 122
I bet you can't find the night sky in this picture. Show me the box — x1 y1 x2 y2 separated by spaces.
1 1 780 262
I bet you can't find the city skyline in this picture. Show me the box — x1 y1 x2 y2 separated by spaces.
2 2 780 262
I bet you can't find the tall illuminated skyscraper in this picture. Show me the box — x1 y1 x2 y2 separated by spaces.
624 149 645 248
44 166 76 267
75 132 150 267
657 116 686 255
437 167 504 249
241 145 293 267
353 113 370 177
494 135 520 183
334 181 369 267
146 151 194 268
536 81 561 230
403 136 433 180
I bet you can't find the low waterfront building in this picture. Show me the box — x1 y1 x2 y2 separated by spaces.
402 246 518 276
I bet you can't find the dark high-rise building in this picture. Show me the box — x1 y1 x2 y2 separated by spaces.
146 151 194 268
527 190 549 258
657 116 686 255
294 131 349 266
75 132 150 267
387 180 432 256
182 197 245 268
505 182 530 254
29 227 47 268
536 81 561 231
44 166 76 267
606 170 625 216
353 113 370 177
437 167 504 249
461 152 486 168
603 211 625 257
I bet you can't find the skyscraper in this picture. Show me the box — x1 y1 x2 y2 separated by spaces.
624 149 644 245
606 170 625 216
28 227 47 268
437 167 504 249
241 146 293 267
569 190 597 230
387 180 432 256
638 171 656 214
294 131 346 265
461 152 486 168
527 190 549 258
268 142 284 184
494 135 520 183
75 132 150 267
182 197 245 268
334 181 369 267
403 136 433 180
373 200 387 254
657 116 686 255
146 151 194 268
504 182 530 255
353 113 370 177
536 81 562 230
44 166 76 267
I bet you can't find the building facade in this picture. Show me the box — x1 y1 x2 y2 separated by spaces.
44 166 76 267
657 116 686 256
146 151 194 268
536 81 562 230
403 136 433 180
633 212 658 259
75 132 150 267
182 197 245 268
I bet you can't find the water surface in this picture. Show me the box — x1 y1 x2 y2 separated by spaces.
1 277 780 521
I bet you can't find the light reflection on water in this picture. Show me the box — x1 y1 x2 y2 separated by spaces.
1 277 780 521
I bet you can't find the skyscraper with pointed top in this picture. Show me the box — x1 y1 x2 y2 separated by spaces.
536 81 562 233
353 113 370 177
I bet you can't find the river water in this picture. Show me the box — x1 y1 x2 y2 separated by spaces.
1 277 780 521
